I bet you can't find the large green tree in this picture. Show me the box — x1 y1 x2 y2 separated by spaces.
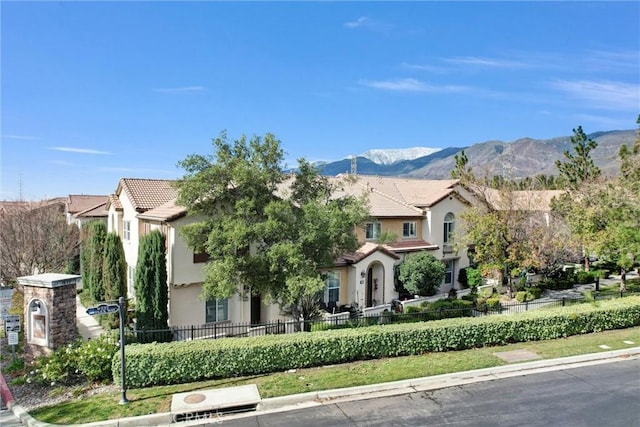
175 132 369 321
134 230 169 342
554 126 601 190
553 118 640 291
397 252 445 297
101 232 128 328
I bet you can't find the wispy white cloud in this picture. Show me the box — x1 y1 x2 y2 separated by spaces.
343 16 393 33
443 56 529 68
50 147 111 155
152 86 205 94
2 134 41 141
401 62 448 73
344 16 370 29
550 79 639 111
584 49 640 72
360 78 468 93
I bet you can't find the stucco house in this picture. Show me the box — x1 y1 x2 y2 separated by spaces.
105 175 474 327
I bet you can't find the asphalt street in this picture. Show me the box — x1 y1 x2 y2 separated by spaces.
215 358 640 427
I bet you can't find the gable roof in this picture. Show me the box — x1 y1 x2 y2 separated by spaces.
75 201 108 218
330 175 463 212
115 178 178 212
66 195 108 214
137 198 187 222
335 242 400 266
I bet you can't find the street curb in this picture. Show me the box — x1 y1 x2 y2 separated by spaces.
0 371 15 410
8 347 640 427
255 346 640 413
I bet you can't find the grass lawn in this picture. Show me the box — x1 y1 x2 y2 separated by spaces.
596 277 640 297
28 326 640 425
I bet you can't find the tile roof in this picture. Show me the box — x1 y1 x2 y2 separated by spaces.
66 195 108 214
346 175 459 207
137 199 187 222
384 239 438 253
107 194 122 210
117 178 178 212
335 242 400 266
75 201 108 218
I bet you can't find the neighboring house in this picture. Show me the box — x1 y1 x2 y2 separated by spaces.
65 195 109 228
322 175 473 312
481 188 565 227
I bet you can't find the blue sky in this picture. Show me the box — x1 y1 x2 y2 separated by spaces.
2 1 638 200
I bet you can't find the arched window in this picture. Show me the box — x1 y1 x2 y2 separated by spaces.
443 213 455 244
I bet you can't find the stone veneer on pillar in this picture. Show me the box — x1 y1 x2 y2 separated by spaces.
17 273 80 359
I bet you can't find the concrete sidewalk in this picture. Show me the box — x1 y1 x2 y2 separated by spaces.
5 346 639 427
76 295 107 341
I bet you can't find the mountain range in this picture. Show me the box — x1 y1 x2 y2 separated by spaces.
315 129 636 180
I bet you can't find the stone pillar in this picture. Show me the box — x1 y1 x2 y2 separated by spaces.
17 273 80 358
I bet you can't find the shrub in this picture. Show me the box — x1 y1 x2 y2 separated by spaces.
25 337 118 386
114 297 640 388
75 335 119 382
478 286 495 298
575 270 596 285
485 297 502 312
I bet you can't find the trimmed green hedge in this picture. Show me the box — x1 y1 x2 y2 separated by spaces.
113 296 640 388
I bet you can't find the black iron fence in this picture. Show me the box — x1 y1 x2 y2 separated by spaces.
130 292 635 344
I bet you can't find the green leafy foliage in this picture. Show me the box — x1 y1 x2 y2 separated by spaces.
554 126 601 190
397 252 445 296
134 230 170 342
86 221 107 303
102 233 127 328
26 336 117 385
113 297 640 388
174 132 368 318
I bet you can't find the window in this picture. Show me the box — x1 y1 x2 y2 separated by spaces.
403 221 417 238
365 222 381 240
325 272 340 303
127 265 135 297
444 260 454 285
123 220 131 242
443 213 455 244
205 298 228 323
193 251 210 263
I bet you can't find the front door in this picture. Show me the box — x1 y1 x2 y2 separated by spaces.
251 295 261 325
365 267 374 307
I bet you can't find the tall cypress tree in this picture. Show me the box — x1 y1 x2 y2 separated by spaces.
135 230 169 342
80 224 93 298
102 233 127 328
150 231 169 333
87 221 107 303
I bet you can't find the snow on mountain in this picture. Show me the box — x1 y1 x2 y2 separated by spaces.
359 147 442 165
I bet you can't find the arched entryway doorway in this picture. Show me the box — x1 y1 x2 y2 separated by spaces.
364 262 385 307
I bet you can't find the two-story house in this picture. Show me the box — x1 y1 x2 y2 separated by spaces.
320 175 472 312
105 175 474 327
105 179 178 297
